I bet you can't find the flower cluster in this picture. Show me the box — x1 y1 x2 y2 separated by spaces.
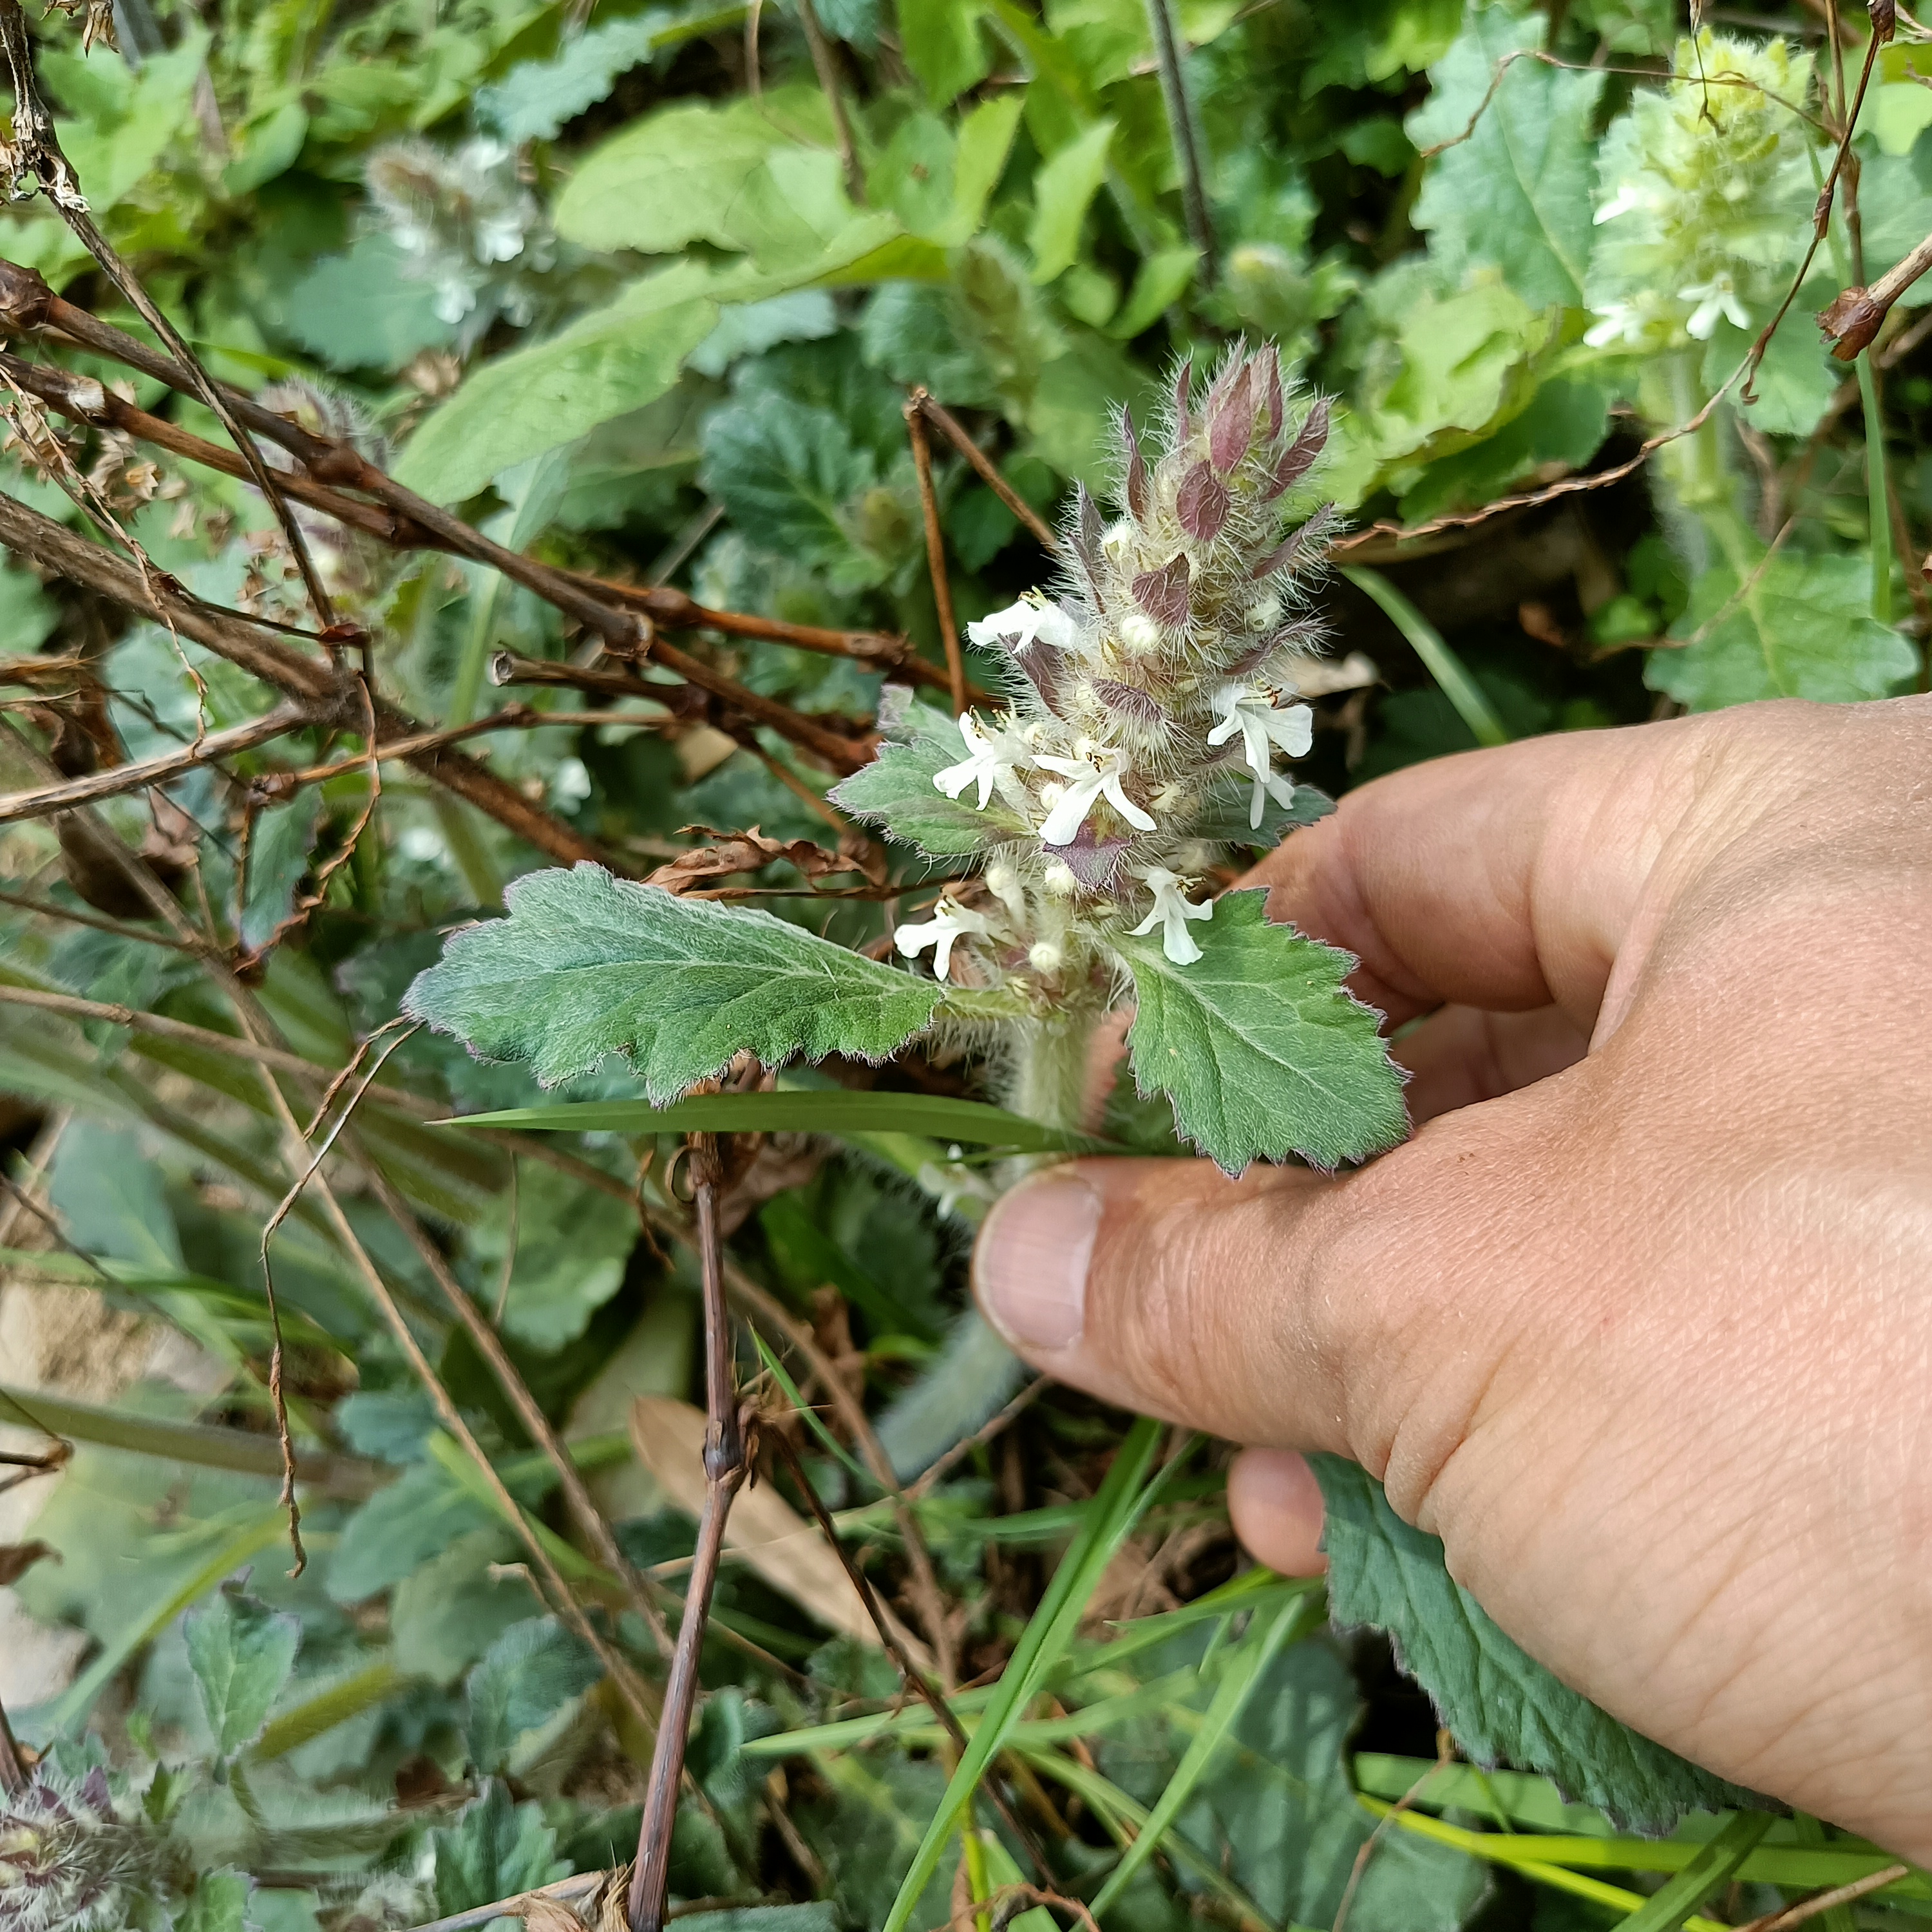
365 138 554 350
1584 32 1815 351
892 345 1334 990
0 1762 160 1932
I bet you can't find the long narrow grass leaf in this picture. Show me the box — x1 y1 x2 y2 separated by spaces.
1613 1811 1774 1931
1341 565 1509 747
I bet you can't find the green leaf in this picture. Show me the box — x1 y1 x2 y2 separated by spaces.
830 704 1028 855
390 1529 535 1685
470 1160 638 1351
1114 891 1407 1174
465 1616 603 1775
760 1191 942 1341
404 862 942 1096
475 8 729 141
392 267 720 502
900 0 993 104
1193 778 1334 847
1027 118 1116 283
50 1119 182 1271
276 233 454 376
450 1087 1108 1151
327 1461 497 1605
1405 6 1603 310
1343 567 1509 748
431 1779 569 1915
1110 245 1200 339
1310 1455 1763 1833
184 1578 302 1759
1650 550 1919 710
179 1868 254 1932
880 1416 1168 1932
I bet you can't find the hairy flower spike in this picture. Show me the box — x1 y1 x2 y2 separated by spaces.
0 1763 161 1932
887 342 1338 994
1584 32 1814 352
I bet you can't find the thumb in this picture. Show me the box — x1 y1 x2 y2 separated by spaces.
971 1155 1363 1452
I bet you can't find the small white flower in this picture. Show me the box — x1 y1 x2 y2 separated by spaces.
1034 746 1157 845
1593 180 1654 225
1583 301 1645 349
1680 273 1749 339
1117 612 1162 655
965 595 1082 654
1027 940 1065 973
1128 866 1214 965
933 712 1021 811
1206 683 1314 828
983 858 1028 923
895 898 992 981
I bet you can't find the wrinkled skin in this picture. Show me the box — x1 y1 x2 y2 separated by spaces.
972 696 1932 1856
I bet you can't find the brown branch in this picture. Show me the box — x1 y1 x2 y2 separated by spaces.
1820 227 1932 358
1142 0 1215 276
489 651 874 776
911 390 1060 554
0 882 202 951
0 0 337 629
796 0 865 205
270 706 665 791
906 399 966 715
0 701 312 824
631 1139 748 1932
0 983 439 1116
0 485 627 873
1734 1866 1910 1932
0 1691 26 1793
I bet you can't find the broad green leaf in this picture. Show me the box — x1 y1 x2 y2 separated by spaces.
50 1119 182 1271
430 1779 569 1915
1114 891 1407 1174
1110 245 1200 339
1027 118 1116 283
760 1193 942 1341
900 0 993 104
404 863 942 1095
328 1461 496 1605
1311 1455 1762 1833
464 1616 603 1774
1406 7 1603 310
179 1868 254 1932
950 94 1027 242
880 1416 1167 1932
830 714 1027 855
390 1529 533 1685
1650 551 1918 711
469 1159 638 1350
392 267 719 502
276 234 453 375
1193 777 1334 847
448 1088 1110 1151
185 1580 302 1758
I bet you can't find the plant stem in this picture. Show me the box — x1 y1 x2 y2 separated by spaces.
1857 348 1894 625
1142 0 1216 278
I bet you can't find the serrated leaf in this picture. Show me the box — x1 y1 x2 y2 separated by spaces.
1311 1454 1763 1833
327 1461 496 1605
1193 777 1335 846
1114 891 1406 1174
1405 7 1603 310
392 267 720 503
464 1616 603 1775
431 1779 569 1915
442 1088 1112 1151
476 9 681 142
404 863 942 1095
1027 118 1115 283
276 233 453 374
178 1868 254 1932
471 1160 638 1351
1650 550 1918 711
185 1580 301 1758
829 718 1026 856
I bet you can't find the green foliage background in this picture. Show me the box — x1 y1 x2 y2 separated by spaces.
1 0 1928 1926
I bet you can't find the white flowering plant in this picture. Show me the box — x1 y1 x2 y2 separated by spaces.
408 346 1406 1180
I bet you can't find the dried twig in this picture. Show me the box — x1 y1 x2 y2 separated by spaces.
630 1135 750 1932
906 399 967 714
1733 1865 1910 1932
0 1692 26 1793
796 0 864 204
910 390 1061 554
1820 227 1932 357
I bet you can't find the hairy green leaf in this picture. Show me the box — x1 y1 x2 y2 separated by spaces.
1651 551 1917 710
185 1580 301 1759
1406 7 1603 310
431 1779 569 1915
404 863 942 1095
830 726 1029 857
1115 891 1407 1173
1311 1455 1763 1833
465 1616 603 1775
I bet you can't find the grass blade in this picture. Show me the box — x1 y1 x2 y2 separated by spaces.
1341 565 1509 748
438 1088 1119 1152
1088 1590 1314 1913
1613 1810 1774 1931
879 1414 1168 1932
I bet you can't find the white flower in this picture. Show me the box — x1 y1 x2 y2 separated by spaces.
895 898 992 981
1583 301 1644 349
1033 746 1157 845
965 595 1082 654
1680 273 1749 339
1593 179 1655 225
933 712 1021 811
1206 683 1313 828
1128 866 1214 965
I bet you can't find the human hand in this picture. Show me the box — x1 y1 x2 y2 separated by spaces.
972 696 1932 1855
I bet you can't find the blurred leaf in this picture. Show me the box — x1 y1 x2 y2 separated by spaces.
900 0 994 105
277 234 455 374
50 1119 182 1271
392 265 721 502
185 1579 302 1759
1117 891 1408 1175
404 863 943 1095
1406 8 1602 310
240 791 323 952
469 1160 638 1351
390 1528 534 1684
760 1192 942 1341
1110 245 1200 339
179 1868 254 1932
1312 1454 1760 1833
431 1779 569 1914
328 1461 497 1605
464 1616 602 1774
1027 119 1115 283
475 7 725 141
1652 551 1918 710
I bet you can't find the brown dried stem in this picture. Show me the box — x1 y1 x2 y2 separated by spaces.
630 1139 748 1932
0 1692 26 1794
910 390 1060 554
906 399 967 715
1142 0 1217 278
